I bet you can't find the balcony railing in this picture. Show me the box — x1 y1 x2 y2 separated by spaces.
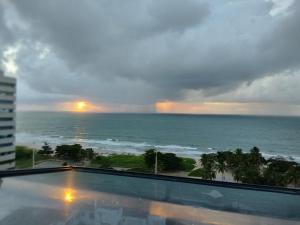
0 167 299 225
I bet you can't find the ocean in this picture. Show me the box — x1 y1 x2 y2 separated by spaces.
16 112 300 161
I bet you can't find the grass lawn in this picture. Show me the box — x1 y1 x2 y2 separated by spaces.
188 168 205 177
90 154 146 169
15 146 52 169
181 157 196 172
90 153 196 172
16 145 196 173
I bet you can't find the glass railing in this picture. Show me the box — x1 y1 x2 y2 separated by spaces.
0 167 299 225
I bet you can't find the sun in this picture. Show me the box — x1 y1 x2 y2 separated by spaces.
61 100 105 112
76 101 87 111
63 190 75 203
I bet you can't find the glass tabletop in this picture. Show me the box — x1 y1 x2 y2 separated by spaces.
0 170 299 225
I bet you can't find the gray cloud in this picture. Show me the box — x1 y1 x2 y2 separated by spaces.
148 0 209 32
0 2 14 57
1 0 300 111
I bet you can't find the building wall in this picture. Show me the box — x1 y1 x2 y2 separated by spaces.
0 73 16 170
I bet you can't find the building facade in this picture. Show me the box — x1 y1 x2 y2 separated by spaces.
0 70 16 170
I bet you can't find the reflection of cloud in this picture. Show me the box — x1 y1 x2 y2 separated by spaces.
0 174 299 225
0 207 65 225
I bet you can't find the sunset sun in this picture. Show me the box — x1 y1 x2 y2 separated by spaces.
76 101 87 111
60 100 106 112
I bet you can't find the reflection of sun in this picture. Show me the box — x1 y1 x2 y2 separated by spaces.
76 101 87 111
64 190 75 203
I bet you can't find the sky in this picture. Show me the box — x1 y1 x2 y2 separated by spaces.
1 0 300 115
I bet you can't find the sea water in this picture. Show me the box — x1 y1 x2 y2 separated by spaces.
16 112 300 161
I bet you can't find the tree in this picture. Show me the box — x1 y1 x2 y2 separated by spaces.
249 146 265 169
262 158 296 187
216 152 227 181
39 142 54 155
200 154 216 180
85 148 95 160
144 149 158 169
161 153 182 171
287 165 300 187
232 167 244 183
241 166 262 184
230 149 245 182
196 147 299 187
55 144 90 162
143 149 183 172
223 151 235 170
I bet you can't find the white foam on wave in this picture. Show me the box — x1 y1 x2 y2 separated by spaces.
16 132 201 157
16 132 300 162
262 152 300 163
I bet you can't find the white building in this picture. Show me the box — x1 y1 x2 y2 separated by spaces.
0 70 16 170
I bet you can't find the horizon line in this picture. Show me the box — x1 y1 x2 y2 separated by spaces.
15 110 300 118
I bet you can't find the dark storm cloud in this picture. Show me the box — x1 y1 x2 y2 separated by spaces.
148 0 209 32
0 2 14 56
3 0 300 106
10 0 209 77
261 1 300 71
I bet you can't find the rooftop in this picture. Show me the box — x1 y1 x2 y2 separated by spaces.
0 167 299 225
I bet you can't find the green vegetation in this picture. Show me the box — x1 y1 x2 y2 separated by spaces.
15 144 299 188
38 142 54 155
181 157 196 172
144 149 195 172
144 149 182 171
188 168 205 177
90 150 195 173
188 147 300 187
55 144 95 161
90 154 145 169
263 158 299 187
15 146 52 168
199 153 217 180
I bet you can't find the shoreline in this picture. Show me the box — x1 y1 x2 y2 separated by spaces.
16 141 300 163
16 141 202 159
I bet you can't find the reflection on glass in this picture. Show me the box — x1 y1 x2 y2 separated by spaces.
0 171 299 225
63 189 75 203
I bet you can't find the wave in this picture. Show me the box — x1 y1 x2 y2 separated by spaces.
261 152 300 163
16 132 300 162
16 132 202 157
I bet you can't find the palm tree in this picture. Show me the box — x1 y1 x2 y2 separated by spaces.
263 159 295 187
233 167 244 183
249 146 265 169
288 165 300 187
216 152 226 181
200 153 217 180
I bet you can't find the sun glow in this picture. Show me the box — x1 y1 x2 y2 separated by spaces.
64 190 75 203
76 101 87 111
155 101 251 114
60 100 107 113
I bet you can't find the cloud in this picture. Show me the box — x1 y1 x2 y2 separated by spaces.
155 100 300 116
266 0 294 16
0 1 14 60
0 0 299 114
